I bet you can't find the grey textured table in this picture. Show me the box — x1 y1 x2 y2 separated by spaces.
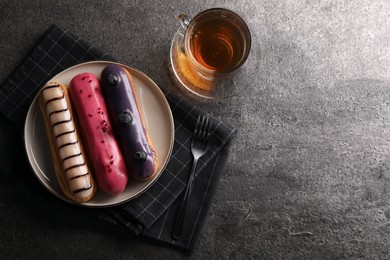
1 0 390 259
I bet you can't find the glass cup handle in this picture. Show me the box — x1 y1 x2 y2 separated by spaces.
178 13 191 29
177 13 191 52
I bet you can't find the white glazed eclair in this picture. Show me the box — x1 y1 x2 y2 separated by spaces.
39 82 96 203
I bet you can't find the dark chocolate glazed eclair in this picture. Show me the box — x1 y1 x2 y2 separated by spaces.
100 64 157 181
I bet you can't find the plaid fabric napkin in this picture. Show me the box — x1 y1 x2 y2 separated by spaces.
105 95 236 250
0 24 236 251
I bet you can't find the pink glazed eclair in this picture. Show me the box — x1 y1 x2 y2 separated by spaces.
69 73 128 195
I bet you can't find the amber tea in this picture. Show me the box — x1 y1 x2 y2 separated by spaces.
188 17 249 73
171 8 253 98
184 8 251 76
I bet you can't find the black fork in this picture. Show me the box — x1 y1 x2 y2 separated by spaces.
172 114 212 240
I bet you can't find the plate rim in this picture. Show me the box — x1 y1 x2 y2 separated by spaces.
24 60 174 208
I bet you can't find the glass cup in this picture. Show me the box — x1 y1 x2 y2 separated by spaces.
170 8 254 99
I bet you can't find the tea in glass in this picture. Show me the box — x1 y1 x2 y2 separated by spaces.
185 9 251 76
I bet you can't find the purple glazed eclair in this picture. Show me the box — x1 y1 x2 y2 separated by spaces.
100 64 157 181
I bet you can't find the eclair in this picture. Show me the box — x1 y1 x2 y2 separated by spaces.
39 82 96 203
69 73 129 195
100 64 157 181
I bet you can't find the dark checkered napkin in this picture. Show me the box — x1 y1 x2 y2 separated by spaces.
105 93 236 250
0 24 236 251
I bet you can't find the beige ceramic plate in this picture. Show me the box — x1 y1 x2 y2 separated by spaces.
24 61 174 207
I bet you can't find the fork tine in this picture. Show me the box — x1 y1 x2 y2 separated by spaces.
196 115 205 139
205 116 212 140
193 115 202 137
201 116 209 140
197 115 207 140
194 114 212 140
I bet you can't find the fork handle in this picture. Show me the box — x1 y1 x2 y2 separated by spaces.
172 158 198 240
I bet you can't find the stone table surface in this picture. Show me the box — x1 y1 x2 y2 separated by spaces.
1 0 390 259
